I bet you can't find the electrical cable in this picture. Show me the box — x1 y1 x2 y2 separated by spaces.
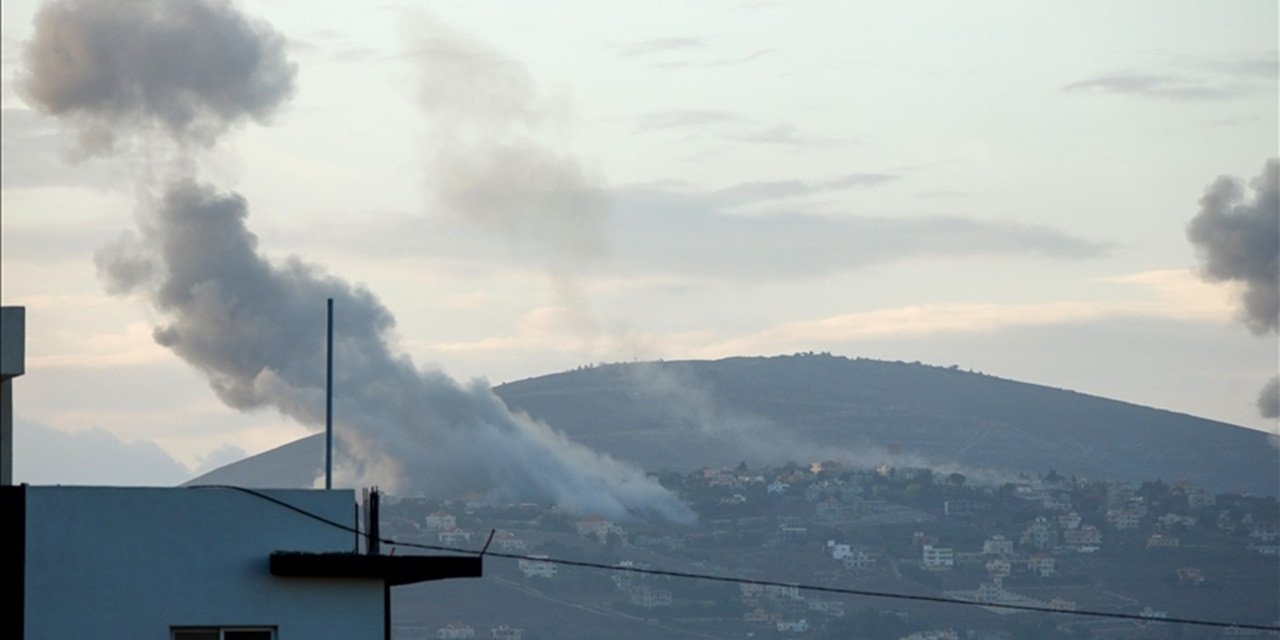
189 485 1280 633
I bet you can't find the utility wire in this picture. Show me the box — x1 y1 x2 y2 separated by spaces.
190 485 1280 633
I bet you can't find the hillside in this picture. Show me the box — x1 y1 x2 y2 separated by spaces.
189 354 1279 495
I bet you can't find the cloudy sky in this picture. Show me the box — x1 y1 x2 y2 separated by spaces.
1 0 1276 486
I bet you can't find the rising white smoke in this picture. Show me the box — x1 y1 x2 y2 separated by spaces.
413 21 617 353
20 0 692 521
415 21 608 274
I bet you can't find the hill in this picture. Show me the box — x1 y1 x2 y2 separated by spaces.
189 354 1279 495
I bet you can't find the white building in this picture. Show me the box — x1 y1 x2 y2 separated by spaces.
842 548 877 571
490 625 524 639
901 631 960 640
518 556 558 578
807 599 845 617
1063 525 1102 551
985 558 1012 579
827 540 852 560
1106 508 1142 530
922 544 954 569
982 534 1013 556
493 531 528 553
9 485 481 639
776 618 810 633
741 583 802 600
439 527 473 546
437 622 477 639
426 511 457 530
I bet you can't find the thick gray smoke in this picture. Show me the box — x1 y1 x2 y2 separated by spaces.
1259 376 1280 420
16 0 295 155
1186 159 1279 420
416 23 608 277
96 180 693 522
1187 159 1279 335
21 0 690 521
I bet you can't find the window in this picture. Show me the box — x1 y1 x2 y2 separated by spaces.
172 628 274 640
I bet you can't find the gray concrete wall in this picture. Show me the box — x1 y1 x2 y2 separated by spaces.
24 486 381 639
1 306 24 486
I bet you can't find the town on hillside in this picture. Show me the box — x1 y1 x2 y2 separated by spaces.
378 461 1280 640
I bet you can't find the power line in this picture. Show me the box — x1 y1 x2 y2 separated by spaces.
191 485 1280 633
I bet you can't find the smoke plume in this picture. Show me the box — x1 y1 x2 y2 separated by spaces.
1187 159 1279 335
1259 376 1280 420
16 0 295 155
1186 159 1279 419
20 0 689 520
415 22 608 282
96 180 693 521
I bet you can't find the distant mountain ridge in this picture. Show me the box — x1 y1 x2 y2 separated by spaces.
189 354 1279 495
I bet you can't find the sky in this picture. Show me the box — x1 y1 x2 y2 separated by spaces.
1 0 1276 487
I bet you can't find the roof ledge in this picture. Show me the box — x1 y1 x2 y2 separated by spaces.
270 552 482 586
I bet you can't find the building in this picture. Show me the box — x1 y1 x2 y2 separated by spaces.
741 583 801 600
493 531 528 553
439 526 473 546
1057 511 1082 530
985 558 1012 579
437 622 477 639
425 511 457 530
1176 567 1204 585
518 556 558 578
842 548 877 571
1048 598 1077 612
0 304 490 640
1027 554 1056 577
1021 517 1056 549
827 540 852 560
902 631 960 640
807 599 845 617
1063 525 1102 552
922 544 954 569
6 485 481 639
982 534 1013 556
816 498 859 523
576 515 623 543
1106 508 1142 530
489 625 523 640
1174 481 1217 510
778 524 808 544
776 619 810 633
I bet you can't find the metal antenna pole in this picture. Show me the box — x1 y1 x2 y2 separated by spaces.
325 297 334 490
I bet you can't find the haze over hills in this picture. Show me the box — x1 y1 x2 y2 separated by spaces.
190 354 1279 496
